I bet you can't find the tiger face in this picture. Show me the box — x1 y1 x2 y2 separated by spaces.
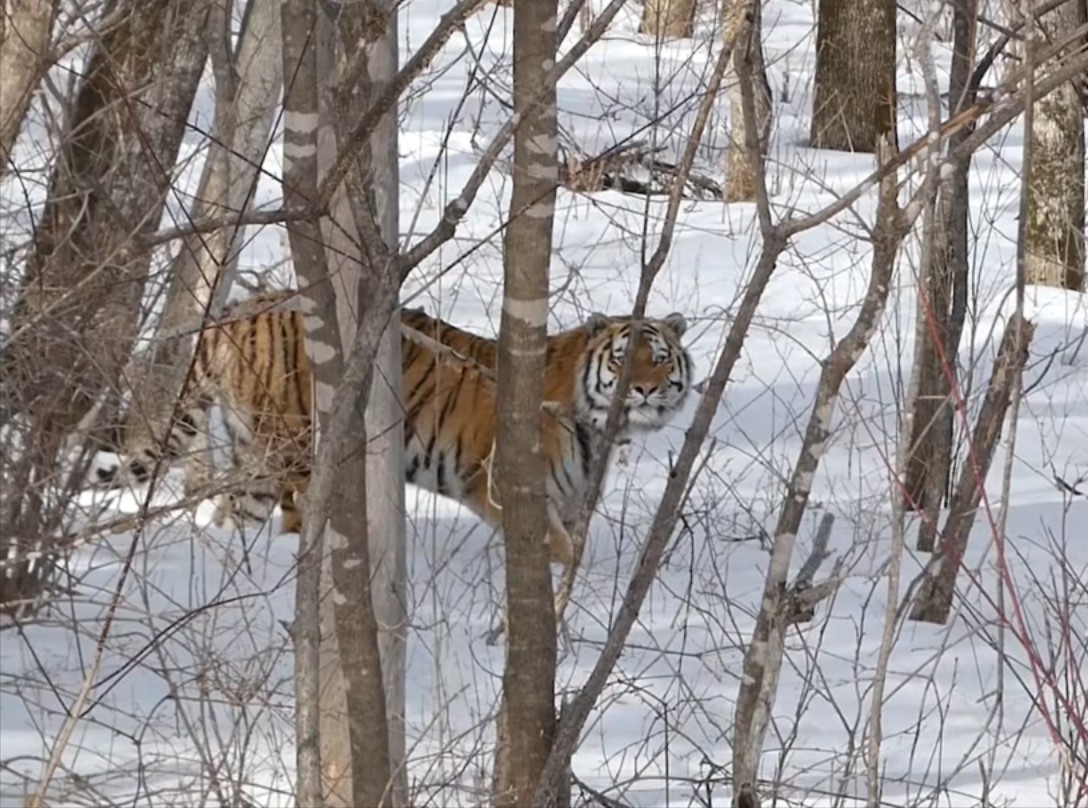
575 312 693 433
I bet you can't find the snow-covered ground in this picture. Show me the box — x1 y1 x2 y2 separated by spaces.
2 1 1086 805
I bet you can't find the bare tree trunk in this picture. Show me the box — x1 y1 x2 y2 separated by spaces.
281 0 331 802
904 0 977 548
126 0 283 497
284 0 404 804
640 0 697 38
731 134 907 806
352 0 408 801
1024 0 1086 290
810 0 897 152
723 0 772 201
492 0 560 803
0 0 58 174
910 313 1035 624
1 0 208 548
317 6 393 804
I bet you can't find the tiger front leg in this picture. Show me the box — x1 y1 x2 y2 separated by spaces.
212 436 284 532
545 503 575 567
211 483 281 532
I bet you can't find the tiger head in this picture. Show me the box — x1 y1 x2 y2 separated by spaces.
575 311 693 433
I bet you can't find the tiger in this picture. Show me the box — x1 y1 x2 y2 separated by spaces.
93 291 694 565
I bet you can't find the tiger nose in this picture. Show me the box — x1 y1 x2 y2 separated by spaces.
632 385 649 400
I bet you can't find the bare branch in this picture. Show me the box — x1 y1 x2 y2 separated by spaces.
314 0 491 209
910 313 1036 624
398 0 632 278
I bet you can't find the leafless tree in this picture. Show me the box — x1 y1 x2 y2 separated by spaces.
1 0 209 612
1024 0 1085 290
810 0 897 151
640 0 697 38
731 100 909 808
281 0 404 804
910 21 1044 623
910 312 1035 623
905 0 1088 538
491 0 561 802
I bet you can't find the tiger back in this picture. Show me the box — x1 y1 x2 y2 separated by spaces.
96 295 693 566
403 307 694 435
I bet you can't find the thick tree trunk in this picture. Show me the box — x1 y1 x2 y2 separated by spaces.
640 0 696 38
1024 0 1086 290
492 0 560 804
2 0 208 544
723 0 772 201
810 0 897 152
0 0 58 175
126 0 283 496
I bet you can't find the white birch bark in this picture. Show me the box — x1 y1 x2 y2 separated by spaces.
358 2 409 801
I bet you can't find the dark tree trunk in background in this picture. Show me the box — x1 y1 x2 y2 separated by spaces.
640 0 697 39
1024 0 1086 290
810 0 897 152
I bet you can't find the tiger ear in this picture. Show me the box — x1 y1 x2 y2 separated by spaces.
661 312 688 337
584 312 613 335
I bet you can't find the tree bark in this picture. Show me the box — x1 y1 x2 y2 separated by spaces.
126 0 283 497
640 0 696 38
2 0 208 545
281 0 330 802
723 0 772 202
287 1 405 805
810 0 897 152
0 0 58 175
343 0 409 801
492 0 560 803
1024 0 1086 290
318 6 393 805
